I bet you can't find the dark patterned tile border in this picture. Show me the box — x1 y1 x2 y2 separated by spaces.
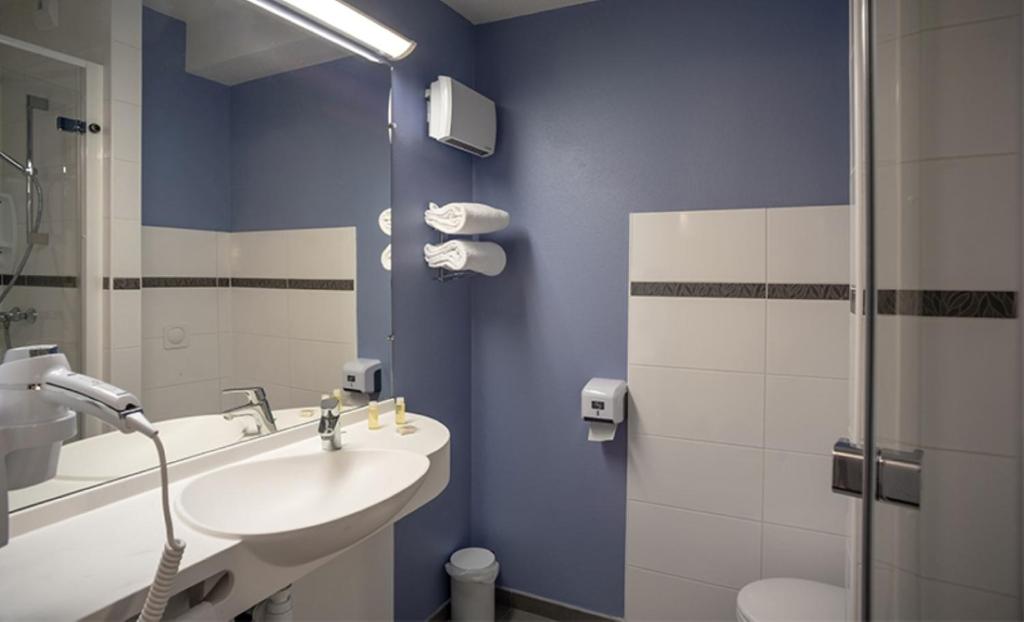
227 277 289 289
288 278 355 291
631 281 848 301
877 289 1017 319
126 276 356 291
630 281 765 298
142 276 219 288
768 283 850 300
0 274 78 288
632 282 1015 319
112 278 141 290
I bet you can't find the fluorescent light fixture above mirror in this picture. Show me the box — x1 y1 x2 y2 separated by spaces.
242 0 416 64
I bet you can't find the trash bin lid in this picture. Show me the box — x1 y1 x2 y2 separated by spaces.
449 547 495 571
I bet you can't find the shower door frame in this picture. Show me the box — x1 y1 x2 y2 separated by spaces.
0 34 105 382
855 0 1024 618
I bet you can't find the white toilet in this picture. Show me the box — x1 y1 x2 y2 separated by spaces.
737 578 846 622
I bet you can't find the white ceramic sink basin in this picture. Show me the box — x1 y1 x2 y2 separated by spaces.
175 448 430 565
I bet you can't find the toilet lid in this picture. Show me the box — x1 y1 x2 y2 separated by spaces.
737 579 846 622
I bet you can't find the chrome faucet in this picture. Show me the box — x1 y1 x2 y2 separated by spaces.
222 387 277 433
319 395 343 451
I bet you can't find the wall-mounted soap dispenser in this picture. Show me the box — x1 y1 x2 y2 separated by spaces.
582 378 627 442
342 358 382 396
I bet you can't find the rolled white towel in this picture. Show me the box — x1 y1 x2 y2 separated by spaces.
380 244 391 271
378 208 392 236
423 240 506 277
424 201 509 235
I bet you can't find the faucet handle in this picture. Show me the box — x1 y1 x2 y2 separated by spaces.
319 395 343 450
319 396 339 426
223 386 267 403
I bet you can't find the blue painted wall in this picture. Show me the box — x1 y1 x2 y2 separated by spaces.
142 8 231 231
229 59 390 232
338 0 477 618
230 58 393 376
470 0 849 615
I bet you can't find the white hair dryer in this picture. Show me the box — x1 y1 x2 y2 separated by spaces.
0 344 157 546
0 345 185 622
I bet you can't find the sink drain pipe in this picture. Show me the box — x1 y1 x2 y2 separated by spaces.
255 585 294 622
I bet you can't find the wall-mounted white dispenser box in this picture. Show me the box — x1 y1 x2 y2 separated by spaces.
343 358 382 395
426 76 496 158
582 378 627 442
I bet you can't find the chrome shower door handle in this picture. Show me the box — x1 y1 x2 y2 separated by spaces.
832 438 864 498
876 446 923 508
831 438 923 509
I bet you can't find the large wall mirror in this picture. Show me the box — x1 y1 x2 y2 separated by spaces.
1 0 394 512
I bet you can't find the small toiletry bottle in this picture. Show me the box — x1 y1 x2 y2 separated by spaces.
368 400 381 429
395 396 407 425
332 388 344 408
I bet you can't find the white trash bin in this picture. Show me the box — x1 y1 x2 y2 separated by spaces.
445 548 500 621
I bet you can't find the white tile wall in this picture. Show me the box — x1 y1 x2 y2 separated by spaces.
916 17 1020 160
139 226 358 419
232 288 289 337
764 375 848 455
143 379 223 423
916 317 1020 457
762 523 847 586
626 566 738 622
627 501 762 590
287 290 357 343
763 450 848 536
629 209 765 283
917 448 1020 597
627 206 851 620
766 300 850 379
628 435 763 520
288 228 357 280
767 206 849 284
628 365 764 447
106 0 144 397
141 333 219 388
141 288 219 339
230 231 289 279
628 297 766 373
916 155 1021 291
141 227 218 277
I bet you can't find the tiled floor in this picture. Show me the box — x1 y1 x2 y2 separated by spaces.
496 607 553 621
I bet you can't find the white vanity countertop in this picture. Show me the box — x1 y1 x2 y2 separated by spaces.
9 407 322 511
0 412 449 620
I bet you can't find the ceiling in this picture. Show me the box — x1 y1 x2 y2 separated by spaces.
140 0 597 85
143 0 347 85
439 0 596 25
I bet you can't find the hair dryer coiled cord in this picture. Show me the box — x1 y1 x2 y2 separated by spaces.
136 433 186 622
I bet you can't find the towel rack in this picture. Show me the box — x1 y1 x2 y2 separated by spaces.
431 230 479 283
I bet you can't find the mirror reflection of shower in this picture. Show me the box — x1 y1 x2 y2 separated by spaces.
0 94 51 350
0 37 89 376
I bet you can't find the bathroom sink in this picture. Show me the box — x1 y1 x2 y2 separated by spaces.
175 448 430 565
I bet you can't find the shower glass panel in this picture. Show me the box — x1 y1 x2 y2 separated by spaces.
864 0 1022 619
0 42 84 369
